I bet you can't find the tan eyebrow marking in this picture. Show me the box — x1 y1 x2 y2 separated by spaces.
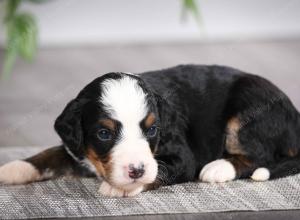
99 119 115 131
144 113 156 128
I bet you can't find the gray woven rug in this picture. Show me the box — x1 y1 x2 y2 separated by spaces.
1 147 300 219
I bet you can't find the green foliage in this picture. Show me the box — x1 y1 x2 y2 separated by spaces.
1 0 200 79
182 0 201 25
4 0 21 21
2 0 38 79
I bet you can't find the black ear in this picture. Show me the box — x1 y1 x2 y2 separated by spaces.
153 91 184 135
152 93 170 130
54 97 89 159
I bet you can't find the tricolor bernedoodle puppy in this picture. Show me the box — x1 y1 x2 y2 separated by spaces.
1 65 300 197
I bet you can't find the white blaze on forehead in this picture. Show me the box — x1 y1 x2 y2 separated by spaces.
99 75 157 188
100 75 148 124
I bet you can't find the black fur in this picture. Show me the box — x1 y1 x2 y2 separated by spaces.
141 65 300 183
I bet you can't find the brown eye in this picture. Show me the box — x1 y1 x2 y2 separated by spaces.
97 129 112 141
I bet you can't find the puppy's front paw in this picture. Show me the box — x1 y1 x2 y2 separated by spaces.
0 160 40 184
199 159 236 183
98 181 143 197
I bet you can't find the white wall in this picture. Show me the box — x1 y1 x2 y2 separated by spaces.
0 0 300 46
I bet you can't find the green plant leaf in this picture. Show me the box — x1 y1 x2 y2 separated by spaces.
4 0 21 22
182 0 202 25
15 13 38 61
2 13 38 78
2 23 20 79
2 0 43 78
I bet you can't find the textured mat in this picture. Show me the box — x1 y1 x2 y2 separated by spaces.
1 147 300 219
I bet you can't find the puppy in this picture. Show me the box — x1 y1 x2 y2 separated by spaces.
1 65 300 197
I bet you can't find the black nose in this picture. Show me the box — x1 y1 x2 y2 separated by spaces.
128 163 145 179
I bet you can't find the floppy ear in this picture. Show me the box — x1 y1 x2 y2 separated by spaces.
54 97 89 160
152 93 170 131
153 91 185 134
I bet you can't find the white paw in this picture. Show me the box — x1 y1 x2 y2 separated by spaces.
0 160 40 184
98 181 143 197
251 167 270 181
199 159 236 183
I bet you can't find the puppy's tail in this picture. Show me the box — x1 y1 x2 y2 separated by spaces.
251 155 300 182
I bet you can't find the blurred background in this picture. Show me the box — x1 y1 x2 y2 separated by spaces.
0 0 300 147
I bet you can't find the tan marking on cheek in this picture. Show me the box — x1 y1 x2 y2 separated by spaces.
225 117 245 155
102 155 113 179
145 113 156 128
86 148 107 177
99 119 115 131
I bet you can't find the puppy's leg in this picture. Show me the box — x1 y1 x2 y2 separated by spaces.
0 146 91 184
0 160 41 184
199 117 258 183
199 155 257 183
199 158 237 183
98 181 144 197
